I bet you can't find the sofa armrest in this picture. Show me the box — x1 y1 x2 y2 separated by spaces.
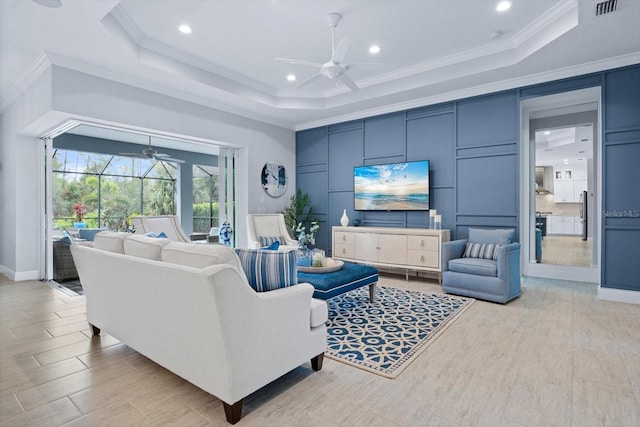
442 239 467 271
497 242 521 281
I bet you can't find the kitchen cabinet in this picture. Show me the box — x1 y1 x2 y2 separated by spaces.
553 181 574 202
553 165 588 203
547 216 581 235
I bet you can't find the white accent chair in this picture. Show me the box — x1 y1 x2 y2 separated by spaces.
246 214 298 250
131 215 190 242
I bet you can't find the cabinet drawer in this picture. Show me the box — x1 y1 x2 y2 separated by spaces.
407 250 439 269
407 235 438 251
334 243 354 259
334 231 355 245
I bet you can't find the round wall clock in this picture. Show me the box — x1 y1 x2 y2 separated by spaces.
261 161 287 198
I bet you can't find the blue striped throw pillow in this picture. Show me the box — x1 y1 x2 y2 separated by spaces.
234 248 297 292
463 242 501 260
259 235 285 246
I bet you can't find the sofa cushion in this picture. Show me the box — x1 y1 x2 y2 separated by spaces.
124 235 171 260
234 248 298 292
259 235 286 246
93 231 130 253
463 242 500 260
449 258 498 277
468 228 514 244
162 242 239 269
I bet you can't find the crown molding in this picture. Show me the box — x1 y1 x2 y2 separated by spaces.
295 52 640 131
0 53 52 113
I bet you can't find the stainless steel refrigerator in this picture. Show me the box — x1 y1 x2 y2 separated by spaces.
579 191 588 241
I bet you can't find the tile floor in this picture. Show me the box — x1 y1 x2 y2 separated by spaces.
541 235 593 267
1 273 640 426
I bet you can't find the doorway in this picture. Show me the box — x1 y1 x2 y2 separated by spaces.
40 120 238 281
520 87 601 283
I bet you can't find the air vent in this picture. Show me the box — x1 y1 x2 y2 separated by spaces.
596 0 617 16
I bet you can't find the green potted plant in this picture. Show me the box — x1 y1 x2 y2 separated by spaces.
282 188 318 238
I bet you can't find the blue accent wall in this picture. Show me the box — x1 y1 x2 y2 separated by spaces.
602 66 640 291
297 63 640 292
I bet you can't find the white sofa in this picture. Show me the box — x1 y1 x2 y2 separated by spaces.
70 232 327 424
246 213 298 250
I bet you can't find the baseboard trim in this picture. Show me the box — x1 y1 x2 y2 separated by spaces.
0 266 40 282
598 286 640 305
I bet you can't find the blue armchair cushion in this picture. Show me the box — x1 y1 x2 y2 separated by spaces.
468 228 514 244
449 258 498 277
463 242 501 260
234 248 298 292
78 228 108 241
259 235 285 246
262 241 280 251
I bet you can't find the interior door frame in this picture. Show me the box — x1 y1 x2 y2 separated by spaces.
519 87 602 283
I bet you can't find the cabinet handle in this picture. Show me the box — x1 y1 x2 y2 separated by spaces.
342 235 346 241
420 255 425 262
420 240 424 247
342 248 346 254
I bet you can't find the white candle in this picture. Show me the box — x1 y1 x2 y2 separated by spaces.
430 209 437 217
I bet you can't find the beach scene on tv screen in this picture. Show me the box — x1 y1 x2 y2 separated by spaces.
354 161 429 210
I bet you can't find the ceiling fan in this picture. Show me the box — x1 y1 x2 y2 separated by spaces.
119 136 185 164
275 13 367 92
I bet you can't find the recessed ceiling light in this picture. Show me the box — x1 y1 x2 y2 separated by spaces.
179 24 192 34
489 31 503 40
369 45 380 54
496 1 512 12
286 74 296 82
544 131 551 135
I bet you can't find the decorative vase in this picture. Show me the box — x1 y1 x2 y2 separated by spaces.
312 248 325 267
219 220 233 246
296 246 312 267
340 209 349 227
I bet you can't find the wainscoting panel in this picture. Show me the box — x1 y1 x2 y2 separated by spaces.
602 65 640 291
456 155 518 217
406 112 455 188
296 127 328 165
363 113 405 159
456 91 518 147
328 128 363 192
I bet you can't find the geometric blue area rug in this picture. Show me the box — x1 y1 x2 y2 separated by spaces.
326 286 473 378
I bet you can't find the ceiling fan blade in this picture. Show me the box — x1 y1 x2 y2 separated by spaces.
275 57 322 68
296 73 324 90
331 38 350 64
159 157 185 164
337 73 359 92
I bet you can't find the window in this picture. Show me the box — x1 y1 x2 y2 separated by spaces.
52 149 177 230
192 164 219 232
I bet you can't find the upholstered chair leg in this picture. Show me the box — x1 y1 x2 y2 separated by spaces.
311 353 324 371
89 324 100 336
223 400 243 424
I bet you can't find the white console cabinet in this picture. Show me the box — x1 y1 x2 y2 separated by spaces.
332 226 450 281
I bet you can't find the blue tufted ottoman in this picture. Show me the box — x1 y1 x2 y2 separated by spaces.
298 262 379 302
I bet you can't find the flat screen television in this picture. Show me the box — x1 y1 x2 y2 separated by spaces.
354 160 429 211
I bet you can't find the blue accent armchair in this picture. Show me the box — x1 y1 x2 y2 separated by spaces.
442 228 521 304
